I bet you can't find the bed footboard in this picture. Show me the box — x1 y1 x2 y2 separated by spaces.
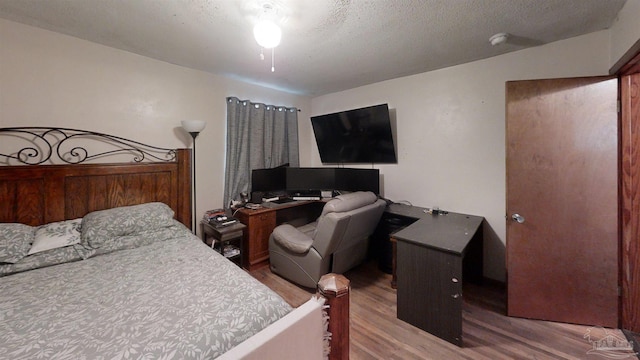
318 273 350 360
221 273 351 360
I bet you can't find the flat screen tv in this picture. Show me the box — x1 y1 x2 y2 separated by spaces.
311 104 397 164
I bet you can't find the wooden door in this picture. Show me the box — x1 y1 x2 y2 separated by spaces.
506 77 618 327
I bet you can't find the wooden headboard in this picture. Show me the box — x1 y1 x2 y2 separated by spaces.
0 128 191 228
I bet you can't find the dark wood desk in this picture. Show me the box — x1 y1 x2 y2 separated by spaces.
387 203 484 346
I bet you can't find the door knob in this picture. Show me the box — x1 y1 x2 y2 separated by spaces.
511 213 525 223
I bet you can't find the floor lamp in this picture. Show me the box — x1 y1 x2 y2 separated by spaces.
181 120 206 234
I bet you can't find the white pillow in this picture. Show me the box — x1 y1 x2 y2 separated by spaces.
28 218 82 255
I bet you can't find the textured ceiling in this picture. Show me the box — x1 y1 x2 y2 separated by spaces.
0 0 628 96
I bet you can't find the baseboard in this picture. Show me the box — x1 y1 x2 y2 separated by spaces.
482 276 506 289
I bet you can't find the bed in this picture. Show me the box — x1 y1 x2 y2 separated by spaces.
0 128 347 359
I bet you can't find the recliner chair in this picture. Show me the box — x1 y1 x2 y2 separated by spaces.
268 191 386 288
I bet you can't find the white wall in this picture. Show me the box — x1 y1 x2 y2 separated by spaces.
0 19 312 232
609 0 640 69
2 4 638 281
310 30 612 281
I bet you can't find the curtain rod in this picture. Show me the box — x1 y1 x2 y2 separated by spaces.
227 96 301 112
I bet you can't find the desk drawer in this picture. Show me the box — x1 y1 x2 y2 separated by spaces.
396 240 463 346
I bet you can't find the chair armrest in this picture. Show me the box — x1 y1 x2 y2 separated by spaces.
272 224 314 254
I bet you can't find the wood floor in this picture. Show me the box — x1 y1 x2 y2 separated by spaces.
250 261 638 360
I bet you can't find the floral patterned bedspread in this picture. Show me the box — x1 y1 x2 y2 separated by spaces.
0 234 292 359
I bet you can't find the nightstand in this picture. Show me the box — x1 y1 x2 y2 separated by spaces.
200 221 246 268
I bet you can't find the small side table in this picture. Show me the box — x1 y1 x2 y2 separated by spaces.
201 221 246 268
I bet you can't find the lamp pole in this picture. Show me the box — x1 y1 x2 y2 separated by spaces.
189 131 199 234
181 120 206 235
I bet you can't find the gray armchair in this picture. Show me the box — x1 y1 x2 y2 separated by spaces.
268 191 386 288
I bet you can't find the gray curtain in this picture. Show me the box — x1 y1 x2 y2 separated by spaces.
224 97 299 207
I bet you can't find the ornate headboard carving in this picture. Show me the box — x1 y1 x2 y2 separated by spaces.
0 127 177 165
0 127 191 228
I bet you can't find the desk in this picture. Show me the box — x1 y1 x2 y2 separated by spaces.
234 201 325 270
387 204 483 346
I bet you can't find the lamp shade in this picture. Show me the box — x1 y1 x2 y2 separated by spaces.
181 120 206 133
253 20 281 49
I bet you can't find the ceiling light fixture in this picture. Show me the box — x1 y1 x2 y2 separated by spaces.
254 19 281 49
253 2 281 72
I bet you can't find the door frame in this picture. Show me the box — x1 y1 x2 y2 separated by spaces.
617 48 640 334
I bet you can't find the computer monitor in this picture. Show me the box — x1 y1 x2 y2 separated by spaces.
251 167 380 196
286 168 335 191
335 168 379 194
250 167 286 193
